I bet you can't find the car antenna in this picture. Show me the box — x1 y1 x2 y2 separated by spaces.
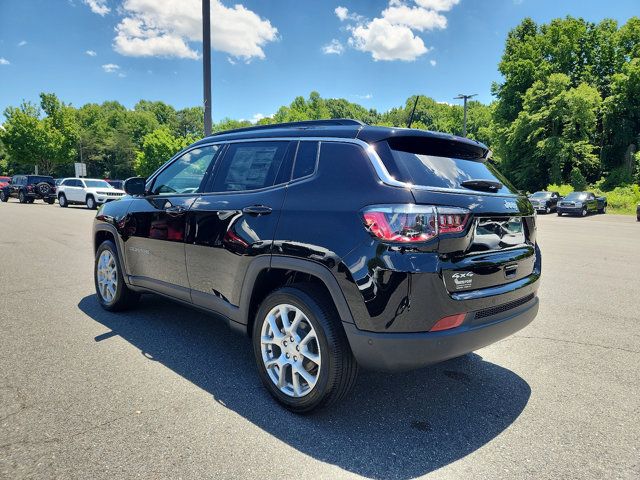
407 95 420 128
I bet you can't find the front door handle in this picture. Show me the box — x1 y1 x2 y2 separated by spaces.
165 204 186 215
242 205 272 216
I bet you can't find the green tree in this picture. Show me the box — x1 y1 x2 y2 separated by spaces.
570 167 588 190
135 127 193 177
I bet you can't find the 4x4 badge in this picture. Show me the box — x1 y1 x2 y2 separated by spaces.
504 200 518 210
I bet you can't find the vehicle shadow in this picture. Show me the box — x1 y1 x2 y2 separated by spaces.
78 294 531 479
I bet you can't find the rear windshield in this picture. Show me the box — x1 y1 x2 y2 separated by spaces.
27 176 54 184
377 140 517 195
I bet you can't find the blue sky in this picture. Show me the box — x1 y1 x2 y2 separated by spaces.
0 0 638 123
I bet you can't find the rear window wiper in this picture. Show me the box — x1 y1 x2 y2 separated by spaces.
460 179 503 192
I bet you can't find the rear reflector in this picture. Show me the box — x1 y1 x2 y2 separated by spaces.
429 313 466 332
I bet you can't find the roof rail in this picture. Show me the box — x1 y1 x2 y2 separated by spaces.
208 118 365 137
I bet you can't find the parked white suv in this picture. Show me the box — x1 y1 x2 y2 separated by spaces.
57 178 125 209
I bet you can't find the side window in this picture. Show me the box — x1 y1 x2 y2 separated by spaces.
210 141 289 192
150 145 219 196
71 180 81 187
292 141 319 180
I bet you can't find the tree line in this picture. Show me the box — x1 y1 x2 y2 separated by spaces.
1 16 639 192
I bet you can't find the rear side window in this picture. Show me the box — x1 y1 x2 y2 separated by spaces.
293 141 319 180
377 140 517 194
211 141 289 192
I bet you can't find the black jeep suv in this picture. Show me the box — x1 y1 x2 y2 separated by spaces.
92 119 541 412
0 175 57 204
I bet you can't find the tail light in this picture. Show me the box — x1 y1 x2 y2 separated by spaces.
362 205 470 243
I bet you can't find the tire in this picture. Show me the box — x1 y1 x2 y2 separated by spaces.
94 240 140 311
27 198 35 204
252 284 358 413
545 206 551 214
557 212 562 216
0 191 7 202
86 195 96 210
18 191 27 204
599 205 606 214
35 182 52 197
581 208 587 217
58 194 68 207
45 197 55 205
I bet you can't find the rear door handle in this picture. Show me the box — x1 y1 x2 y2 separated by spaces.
242 205 272 216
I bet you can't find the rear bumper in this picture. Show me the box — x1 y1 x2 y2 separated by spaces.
344 295 539 372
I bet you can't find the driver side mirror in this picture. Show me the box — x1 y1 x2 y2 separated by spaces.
124 177 147 196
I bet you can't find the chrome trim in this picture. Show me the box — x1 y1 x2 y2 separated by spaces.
146 136 519 199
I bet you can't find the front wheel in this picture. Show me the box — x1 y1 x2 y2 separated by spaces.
86 195 96 210
95 240 140 311
545 206 551 214
18 191 27 204
557 212 563 216
0 191 8 202
58 194 68 207
599 205 607 214
581 208 587 217
252 284 358 413
45 198 55 205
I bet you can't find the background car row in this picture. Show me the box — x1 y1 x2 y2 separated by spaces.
528 190 608 217
0 175 125 208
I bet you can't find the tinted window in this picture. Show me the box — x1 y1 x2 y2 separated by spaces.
84 180 111 188
293 142 319 179
378 140 516 194
151 145 219 195
211 141 289 192
531 192 551 198
27 176 54 185
565 192 587 201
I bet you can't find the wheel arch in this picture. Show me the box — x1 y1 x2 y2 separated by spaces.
94 224 130 284
240 256 355 337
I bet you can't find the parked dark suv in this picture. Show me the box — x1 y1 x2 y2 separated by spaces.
92 119 541 412
0 175 56 204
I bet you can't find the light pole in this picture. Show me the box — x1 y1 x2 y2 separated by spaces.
454 93 477 137
202 0 212 136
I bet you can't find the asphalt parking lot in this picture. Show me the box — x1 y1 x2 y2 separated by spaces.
0 201 638 480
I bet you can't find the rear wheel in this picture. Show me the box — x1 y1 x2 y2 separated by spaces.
58 194 68 207
18 191 27 204
45 198 55 205
252 284 358 413
94 240 140 311
86 195 96 210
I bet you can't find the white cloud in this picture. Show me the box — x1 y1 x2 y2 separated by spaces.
111 0 278 61
414 0 460 11
355 93 373 100
0 58 10 65
335 6 349 21
84 0 110 16
102 63 120 73
333 1 457 62
86 50 97 56
117 72 127 77
430 59 437 66
381 5 448 31
322 39 344 55
350 18 429 62
18 40 27 47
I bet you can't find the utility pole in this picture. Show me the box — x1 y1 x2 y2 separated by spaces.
202 0 212 136
454 93 477 137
